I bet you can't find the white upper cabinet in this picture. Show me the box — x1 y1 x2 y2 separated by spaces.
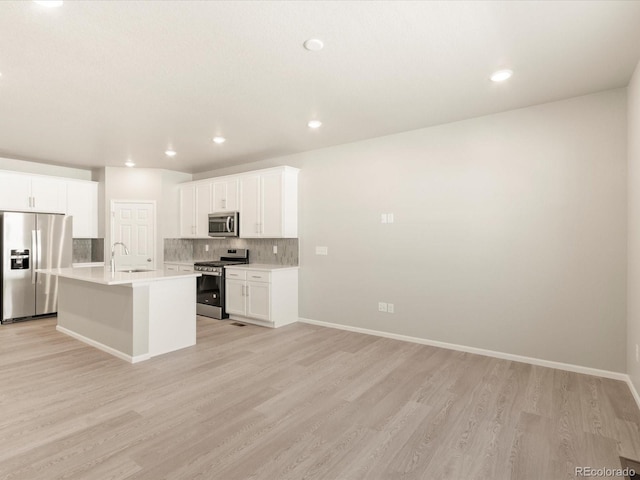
31 176 67 213
179 182 212 238
179 184 197 237
195 183 212 237
239 167 298 238
0 171 32 211
178 166 298 239
66 180 98 238
0 170 66 214
240 174 261 237
212 177 239 213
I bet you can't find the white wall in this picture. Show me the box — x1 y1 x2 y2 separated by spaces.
196 89 627 373
103 167 191 267
0 156 92 180
628 61 640 389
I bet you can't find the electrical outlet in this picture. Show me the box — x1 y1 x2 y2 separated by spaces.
378 302 387 312
315 246 328 255
273 245 278 254
381 214 388 224
205 245 209 252
387 303 394 313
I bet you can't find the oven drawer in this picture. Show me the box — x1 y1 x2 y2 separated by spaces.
225 269 246 280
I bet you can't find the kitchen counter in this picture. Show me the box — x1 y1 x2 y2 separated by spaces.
41 267 199 363
225 264 299 271
39 266 199 286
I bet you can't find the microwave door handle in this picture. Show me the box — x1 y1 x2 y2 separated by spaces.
226 217 232 233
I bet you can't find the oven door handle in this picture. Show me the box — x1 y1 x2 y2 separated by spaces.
199 271 222 277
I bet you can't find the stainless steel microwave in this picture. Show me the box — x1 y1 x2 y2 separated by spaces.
208 212 239 237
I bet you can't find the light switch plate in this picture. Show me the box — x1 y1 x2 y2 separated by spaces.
387 213 394 224
315 246 328 255
273 245 278 254
381 214 388 224
378 302 387 312
387 303 394 313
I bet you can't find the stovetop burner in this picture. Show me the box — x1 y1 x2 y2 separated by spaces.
193 248 249 269
194 260 246 267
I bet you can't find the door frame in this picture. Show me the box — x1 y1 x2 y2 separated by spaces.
110 200 157 270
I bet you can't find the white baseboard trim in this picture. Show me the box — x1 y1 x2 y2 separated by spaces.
298 317 628 382
56 325 150 364
625 376 640 412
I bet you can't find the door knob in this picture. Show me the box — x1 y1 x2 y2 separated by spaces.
147 258 152 262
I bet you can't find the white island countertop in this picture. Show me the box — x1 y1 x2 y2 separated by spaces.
224 264 299 272
38 266 200 286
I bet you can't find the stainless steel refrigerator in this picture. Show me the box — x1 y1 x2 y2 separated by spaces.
0 212 72 324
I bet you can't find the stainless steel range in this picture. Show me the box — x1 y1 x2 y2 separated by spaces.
194 248 249 319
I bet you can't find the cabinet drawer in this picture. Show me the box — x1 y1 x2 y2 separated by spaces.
246 271 271 283
225 269 246 280
178 265 194 273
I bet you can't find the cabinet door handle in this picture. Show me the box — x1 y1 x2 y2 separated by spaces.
222 198 226 209
245 285 249 296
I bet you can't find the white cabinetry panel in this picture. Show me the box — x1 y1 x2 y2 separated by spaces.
195 183 212 237
0 170 68 214
0 172 31 211
179 184 196 237
225 266 297 328
66 180 98 237
31 176 66 213
179 166 298 239
212 178 239 212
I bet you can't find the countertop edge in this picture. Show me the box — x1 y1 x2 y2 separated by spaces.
37 267 201 286
223 264 299 272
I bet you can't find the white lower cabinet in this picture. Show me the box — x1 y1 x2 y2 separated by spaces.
225 266 298 328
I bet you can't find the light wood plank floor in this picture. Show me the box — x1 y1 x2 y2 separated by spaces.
1 317 640 479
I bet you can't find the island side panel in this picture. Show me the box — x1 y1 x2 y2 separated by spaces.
131 284 150 359
147 277 197 357
57 277 135 359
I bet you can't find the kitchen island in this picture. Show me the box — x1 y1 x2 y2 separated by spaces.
38 267 200 363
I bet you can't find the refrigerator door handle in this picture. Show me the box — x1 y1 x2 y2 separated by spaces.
36 230 42 276
31 230 37 284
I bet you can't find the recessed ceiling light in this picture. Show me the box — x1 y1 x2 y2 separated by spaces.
33 0 64 7
165 150 177 157
307 120 322 129
125 161 135 168
213 136 226 144
303 39 324 52
490 69 513 82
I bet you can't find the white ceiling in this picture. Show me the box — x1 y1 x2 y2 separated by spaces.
1 1 640 174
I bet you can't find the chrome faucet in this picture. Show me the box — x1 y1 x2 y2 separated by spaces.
110 242 130 273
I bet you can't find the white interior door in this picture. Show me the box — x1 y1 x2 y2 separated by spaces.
111 201 156 270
